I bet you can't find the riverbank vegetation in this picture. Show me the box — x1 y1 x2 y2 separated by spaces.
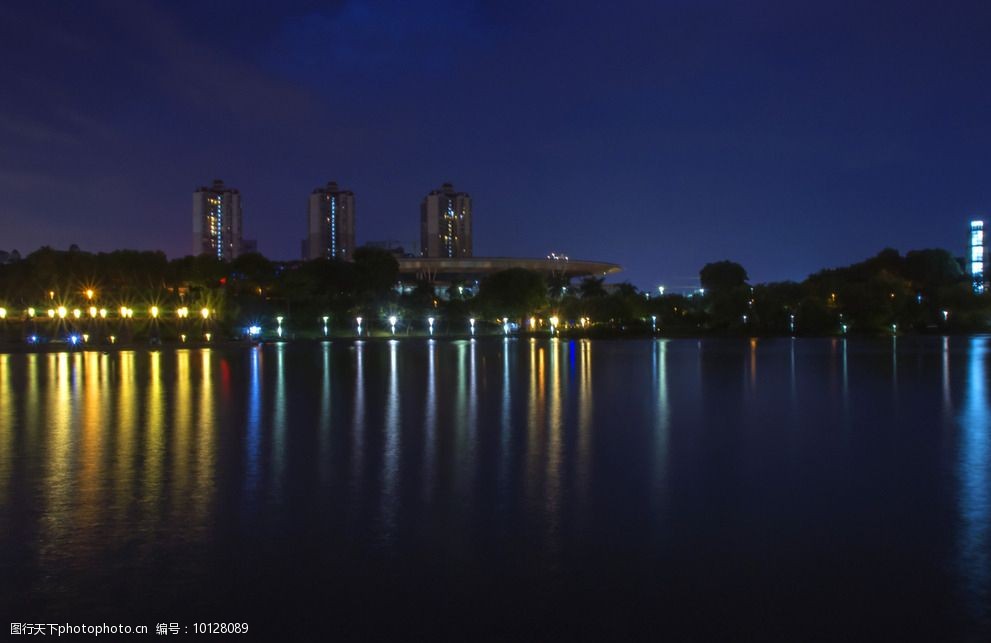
0 245 987 343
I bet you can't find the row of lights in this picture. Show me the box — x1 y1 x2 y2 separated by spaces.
0 306 212 320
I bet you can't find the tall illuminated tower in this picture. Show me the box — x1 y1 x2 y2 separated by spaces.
193 179 242 260
420 183 472 258
970 220 987 293
306 181 356 260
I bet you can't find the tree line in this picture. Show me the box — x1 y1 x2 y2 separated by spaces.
0 245 986 340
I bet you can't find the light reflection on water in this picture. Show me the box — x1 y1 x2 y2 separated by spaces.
960 337 990 624
0 338 988 637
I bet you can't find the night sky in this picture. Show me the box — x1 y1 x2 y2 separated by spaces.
2 0 991 289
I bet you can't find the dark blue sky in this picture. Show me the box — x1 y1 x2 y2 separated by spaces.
2 0 990 289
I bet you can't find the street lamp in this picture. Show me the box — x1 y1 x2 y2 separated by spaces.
99 308 107 319
549 316 559 335
469 318 476 336
276 316 284 338
789 313 796 334
0 307 6 320
85 289 94 301
657 285 665 296
177 307 189 319
57 306 67 319
389 315 398 335
200 307 210 320
89 306 98 318
503 317 509 335
356 316 363 336
72 308 81 320
150 306 160 319
322 315 329 337
651 315 657 332
428 316 435 336
942 310 949 322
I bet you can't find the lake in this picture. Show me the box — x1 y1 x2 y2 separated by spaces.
0 337 988 640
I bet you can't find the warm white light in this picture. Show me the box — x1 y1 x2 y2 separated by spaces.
57 306 67 319
150 306 159 319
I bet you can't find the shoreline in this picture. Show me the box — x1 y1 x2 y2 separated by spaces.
0 330 986 354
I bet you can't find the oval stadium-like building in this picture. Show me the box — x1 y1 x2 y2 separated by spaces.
397 256 621 284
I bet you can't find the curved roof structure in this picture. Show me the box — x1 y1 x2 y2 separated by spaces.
397 256 621 282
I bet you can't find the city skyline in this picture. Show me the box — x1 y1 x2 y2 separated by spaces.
3 1 991 290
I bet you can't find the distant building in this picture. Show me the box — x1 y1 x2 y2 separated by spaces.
420 183 472 258
306 181 355 260
193 179 243 260
970 220 987 293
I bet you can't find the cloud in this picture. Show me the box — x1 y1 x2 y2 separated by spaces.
263 0 494 84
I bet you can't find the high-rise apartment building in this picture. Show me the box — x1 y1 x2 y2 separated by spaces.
420 183 472 258
969 220 987 293
193 179 243 260
306 181 355 260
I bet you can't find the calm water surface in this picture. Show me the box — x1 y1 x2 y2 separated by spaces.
0 337 989 640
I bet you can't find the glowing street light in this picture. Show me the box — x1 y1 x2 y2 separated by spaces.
549 316 559 335
530 316 537 330
276 315 284 338
942 310 949 322
27 308 35 318
72 308 81 319
180 333 187 343
47 309 55 319
651 315 657 332
789 313 796 334
657 285 665 296
205 332 212 342
503 317 509 335
89 306 98 318
109 335 116 344
389 315 398 335
356 316 363 336
841 323 848 334
200 308 210 320
891 323 898 334
150 306 160 319
428 316 435 336
469 318 476 336
0 307 6 319
85 289 94 301
57 306 67 319
177 307 189 319
322 315 330 337
99 308 107 319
